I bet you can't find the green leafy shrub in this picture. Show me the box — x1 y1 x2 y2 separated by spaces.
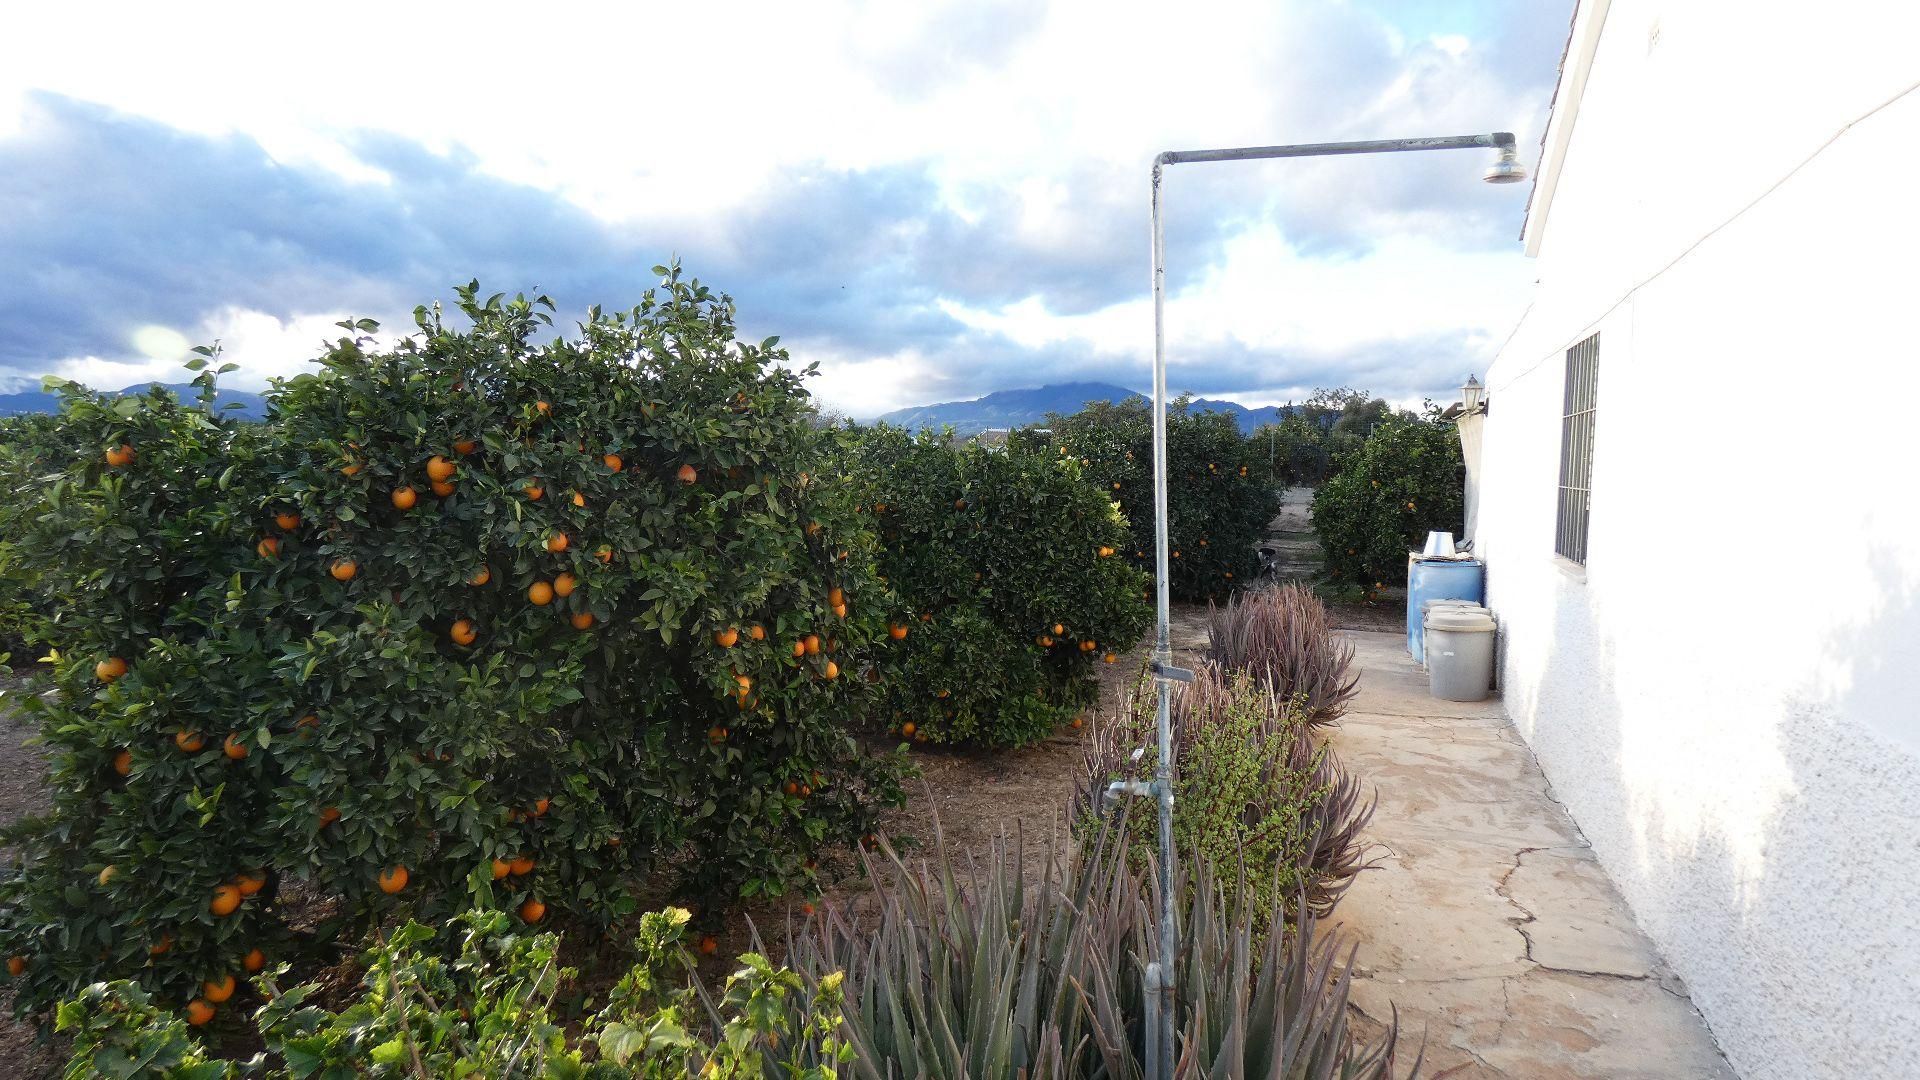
0 268 907 1023
0 412 71 664
56 906 852 1078
837 425 1150 746
1206 583 1360 727
1073 664 1372 919
1032 396 1281 603
784 820 1408 1077
1312 409 1464 589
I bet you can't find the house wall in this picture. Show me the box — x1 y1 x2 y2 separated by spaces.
1478 2 1920 1075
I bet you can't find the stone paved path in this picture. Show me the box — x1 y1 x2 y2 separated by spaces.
1324 631 1733 1078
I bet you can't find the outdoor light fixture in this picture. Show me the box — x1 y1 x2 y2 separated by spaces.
1128 131 1524 1080
1462 374 1485 411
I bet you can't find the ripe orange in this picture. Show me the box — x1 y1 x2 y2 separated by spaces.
570 611 595 630
803 634 821 656
148 935 172 956
1103 652 1117 664
468 566 491 586
553 572 577 597
528 581 554 606
889 624 908 640
342 460 364 477
185 1000 215 1026
222 733 248 760
1081 640 1095 652
676 464 698 484
791 640 805 658
603 453 623 472
377 866 409 894
210 884 242 917
822 660 840 680
391 486 417 510
234 871 266 897
523 482 545 501
805 521 822 536
104 443 136 467
698 935 719 956
242 949 265 973
112 748 132 776
454 439 478 455
569 490 586 508
546 532 569 553
1038 636 1054 647
450 619 477 646
708 726 728 744
595 546 613 564
1098 546 1114 558
714 627 739 648
519 898 547 923
431 480 456 498
532 797 551 817
426 456 456 482
203 974 236 1003
901 722 916 738
749 624 766 641
175 730 205 753
274 511 301 531
330 559 358 581
491 858 511 880
319 806 341 827
509 854 535 876
832 602 848 619
256 537 280 559
828 586 845 608
954 498 967 510
534 400 552 415
734 674 753 693
1052 623 1064 636
97 865 118 888
97 657 128 682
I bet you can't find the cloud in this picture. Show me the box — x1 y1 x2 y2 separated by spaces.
0 0 1572 414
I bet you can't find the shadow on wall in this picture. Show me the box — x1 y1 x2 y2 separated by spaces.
1527 547 1920 1078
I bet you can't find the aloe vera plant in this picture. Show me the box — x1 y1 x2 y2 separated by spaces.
1206 584 1361 728
782 816 1413 1078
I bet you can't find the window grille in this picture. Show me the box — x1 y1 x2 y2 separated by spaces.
1555 334 1599 565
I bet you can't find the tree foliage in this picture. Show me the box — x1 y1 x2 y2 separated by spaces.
1311 408 1465 588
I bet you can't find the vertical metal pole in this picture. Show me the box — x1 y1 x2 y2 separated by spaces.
1147 157 1177 1080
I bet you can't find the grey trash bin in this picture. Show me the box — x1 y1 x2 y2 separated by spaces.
1426 608 1496 701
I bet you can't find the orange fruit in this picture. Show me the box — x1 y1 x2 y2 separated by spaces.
889 624 908 640
491 858 511 880
431 480 456 498
319 806 341 827
832 602 848 619
791 640 805 658
329 559 358 581
748 624 766 641
377 866 409 894
274 511 301 531
519 898 547 923
531 797 551 817
210 884 242 916
222 733 248 760
534 400 551 415
391 486 417 510
175 730 205 753
453 439 478 455
901 722 917 738
595 546 613 564
570 611 594 630
509 854 535 876
603 453 623 472
242 949 265 973
185 1000 215 1026
735 674 753 693
822 660 840 680
468 566 491 586
827 586 845 608
341 459 364 477
296 714 319 737
112 748 132 776
803 634 821 656
920 612 932 623
256 537 280 559
96 657 128 682
450 619 477 646
1052 623 1064 636
676 464 698 484
203 974 236 1003
426 456 456 482
1098 546 1114 558
148 935 172 957
708 726 728 744
553 572 577 597
234 871 266 897
97 865 118 888
1081 640 1095 652
714 627 739 648
570 490 586 508
698 935 719 956
528 581 554 606
523 482 545 501
1038 636 1054 647
1103 652 1117 664
546 532 569 553
104 443 136 467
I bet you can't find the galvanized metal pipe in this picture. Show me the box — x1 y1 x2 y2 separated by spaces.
1143 130 1515 1080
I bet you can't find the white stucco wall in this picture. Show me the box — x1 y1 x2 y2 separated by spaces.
1478 3 1920 1076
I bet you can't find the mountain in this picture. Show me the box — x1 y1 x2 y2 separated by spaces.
0 382 268 420
873 381 1290 435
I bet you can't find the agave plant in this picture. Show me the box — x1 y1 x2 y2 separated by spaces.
1206 584 1360 728
780 814 1413 1078
1073 664 1374 919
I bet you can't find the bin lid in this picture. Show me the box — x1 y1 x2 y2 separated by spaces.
1422 598 1486 612
1427 609 1496 632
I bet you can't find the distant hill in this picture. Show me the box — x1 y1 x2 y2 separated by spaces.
0 382 268 420
873 381 1290 435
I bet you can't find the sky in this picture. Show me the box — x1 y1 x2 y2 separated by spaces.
0 0 1573 419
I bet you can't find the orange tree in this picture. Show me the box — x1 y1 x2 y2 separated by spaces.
0 268 907 1022
1312 408 1463 589
837 426 1150 746
1030 396 1280 602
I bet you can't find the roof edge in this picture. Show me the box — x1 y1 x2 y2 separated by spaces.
1521 0 1614 257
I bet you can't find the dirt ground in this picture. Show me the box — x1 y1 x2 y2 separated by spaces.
0 672 61 1075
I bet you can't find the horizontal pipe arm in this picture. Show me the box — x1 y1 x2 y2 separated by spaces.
1158 132 1513 166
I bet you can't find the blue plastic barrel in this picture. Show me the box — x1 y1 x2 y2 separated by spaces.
1407 558 1485 664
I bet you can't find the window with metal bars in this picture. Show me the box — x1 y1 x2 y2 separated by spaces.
1555 333 1599 565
